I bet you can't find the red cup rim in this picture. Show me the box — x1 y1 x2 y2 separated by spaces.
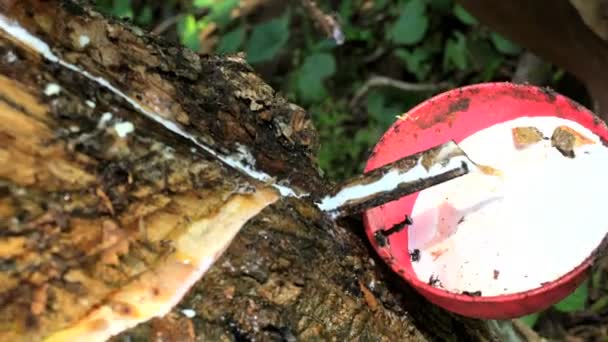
362 82 608 318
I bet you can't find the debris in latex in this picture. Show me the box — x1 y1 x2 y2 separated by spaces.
383 215 413 237
428 274 443 288
410 249 420 262
373 215 413 248
431 248 448 261
475 163 503 178
511 126 545 149
551 125 595 158
374 231 388 247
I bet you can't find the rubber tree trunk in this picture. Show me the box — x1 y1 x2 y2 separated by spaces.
0 1 510 341
455 0 608 121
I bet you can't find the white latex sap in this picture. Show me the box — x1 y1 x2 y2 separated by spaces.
409 116 608 296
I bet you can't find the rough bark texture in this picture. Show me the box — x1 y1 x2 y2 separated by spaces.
0 1 506 341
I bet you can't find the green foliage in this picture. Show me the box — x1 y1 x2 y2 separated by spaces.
194 0 240 26
217 26 246 54
297 53 337 103
176 0 241 51
553 280 588 313
178 14 201 51
453 4 477 26
367 90 423 129
519 279 591 328
395 47 433 81
311 101 384 180
443 32 468 71
519 313 540 328
490 32 521 55
97 0 133 19
245 12 291 64
389 0 429 45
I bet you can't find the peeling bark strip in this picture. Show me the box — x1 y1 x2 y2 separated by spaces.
318 141 476 218
0 1 507 341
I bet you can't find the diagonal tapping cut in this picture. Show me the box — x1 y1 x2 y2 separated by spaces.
0 15 486 220
0 14 304 198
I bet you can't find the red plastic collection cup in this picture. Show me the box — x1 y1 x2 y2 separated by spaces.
363 82 608 319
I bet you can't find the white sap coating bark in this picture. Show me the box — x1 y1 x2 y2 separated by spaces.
409 116 608 296
44 83 61 96
180 308 196 318
78 35 90 48
0 15 303 198
113 121 134 138
97 112 113 128
316 141 476 213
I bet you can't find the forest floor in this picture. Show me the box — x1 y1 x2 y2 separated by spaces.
96 0 608 340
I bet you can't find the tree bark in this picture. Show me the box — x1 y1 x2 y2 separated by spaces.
0 1 507 341
455 0 608 121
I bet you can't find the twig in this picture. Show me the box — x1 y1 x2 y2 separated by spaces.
151 15 182 35
511 319 545 342
300 0 344 45
487 320 544 342
362 46 386 64
350 75 452 108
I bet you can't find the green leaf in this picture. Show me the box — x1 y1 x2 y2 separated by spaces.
245 12 291 64
553 69 566 83
373 0 390 11
217 26 246 54
389 0 429 45
476 58 503 82
136 6 153 26
443 32 468 71
339 0 355 20
366 91 406 129
344 27 372 41
429 0 452 13
296 53 336 103
490 32 521 55
519 313 540 328
111 0 133 19
453 4 478 25
468 38 502 67
554 281 588 312
178 15 201 51
195 0 240 27
366 91 386 119
395 47 432 80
